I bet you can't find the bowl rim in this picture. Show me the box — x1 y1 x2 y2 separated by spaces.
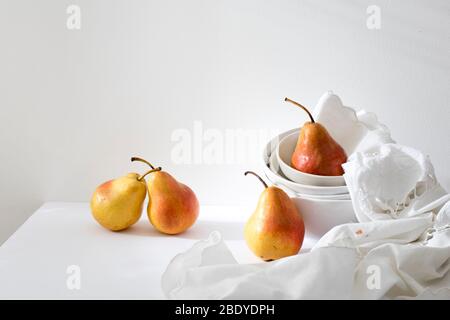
261 151 349 194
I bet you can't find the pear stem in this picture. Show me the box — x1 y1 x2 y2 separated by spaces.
244 171 268 189
131 157 155 169
284 97 315 123
138 167 162 181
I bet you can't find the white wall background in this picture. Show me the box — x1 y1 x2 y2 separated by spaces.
0 0 449 244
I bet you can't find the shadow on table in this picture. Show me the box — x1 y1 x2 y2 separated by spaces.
120 219 244 241
179 220 244 241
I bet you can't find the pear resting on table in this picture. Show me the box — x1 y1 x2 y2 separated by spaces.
285 98 347 176
244 171 305 261
90 157 199 234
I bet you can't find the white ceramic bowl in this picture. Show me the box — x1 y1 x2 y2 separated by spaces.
277 131 346 187
261 128 356 238
268 152 349 199
292 197 356 239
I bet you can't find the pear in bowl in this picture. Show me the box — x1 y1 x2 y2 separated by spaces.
278 98 348 186
261 127 349 195
277 132 346 186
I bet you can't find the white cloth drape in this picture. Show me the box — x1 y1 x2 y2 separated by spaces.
161 143 450 299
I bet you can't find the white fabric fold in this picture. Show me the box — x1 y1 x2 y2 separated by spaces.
161 197 450 299
313 214 435 252
343 144 449 222
162 233 358 299
313 91 395 155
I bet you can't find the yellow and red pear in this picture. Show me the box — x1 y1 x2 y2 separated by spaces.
244 171 305 261
131 157 199 235
90 166 159 231
285 97 347 176
146 171 199 234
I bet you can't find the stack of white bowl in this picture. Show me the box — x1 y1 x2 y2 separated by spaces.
261 128 357 239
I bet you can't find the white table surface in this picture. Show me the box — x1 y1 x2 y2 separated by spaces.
0 202 316 299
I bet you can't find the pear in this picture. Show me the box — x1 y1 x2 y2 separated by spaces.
90 164 160 231
244 171 305 261
131 158 199 235
285 97 347 176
